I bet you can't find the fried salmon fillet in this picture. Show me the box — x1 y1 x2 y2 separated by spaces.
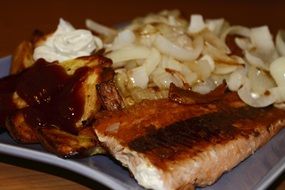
94 93 285 190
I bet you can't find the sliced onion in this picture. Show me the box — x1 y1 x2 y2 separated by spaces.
269 87 285 103
152 68 183 89
169 82 226 104
86 19 117 37
154 34 203 61
235 37 253 50
205 18 225 35
221 26 251 42
204 43 242 65
211 74 226 86
140 33 157 47
250 26 275 56
111 29 136 50
213 63 238 75
114 70 129 96
130 87 168 103
244 50 269 71
202 30 229 53
274 102 285 110
226 67 246 91
188 57 214 80
179 65 198 85
199 54 215 71
160 56 183 71
143 48 161 75
270 56 285 86
106 45 150 68
248 66 275 94
143 15 168 25
94 36 103 49
188 14 205 34
237 78 276 107
276 30 285 56
160 56 197 84
192 78 217 94
128 66 149 89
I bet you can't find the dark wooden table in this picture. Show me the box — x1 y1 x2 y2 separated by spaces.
0 1 284 189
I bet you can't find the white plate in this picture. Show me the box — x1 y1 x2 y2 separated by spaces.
0 56 284 190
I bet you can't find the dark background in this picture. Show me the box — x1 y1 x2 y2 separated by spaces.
1 0 285 56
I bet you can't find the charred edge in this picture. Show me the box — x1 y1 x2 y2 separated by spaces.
128 106 272 159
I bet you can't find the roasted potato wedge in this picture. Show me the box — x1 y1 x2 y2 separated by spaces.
6 109 38 143
3 55 112 157
37 126 105 158
11 41 34 74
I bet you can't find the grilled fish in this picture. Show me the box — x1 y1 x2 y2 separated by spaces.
94 93 285 190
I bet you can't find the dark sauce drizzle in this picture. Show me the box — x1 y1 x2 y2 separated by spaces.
0 59 90 134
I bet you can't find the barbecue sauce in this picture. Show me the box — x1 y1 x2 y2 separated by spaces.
0 59 89 134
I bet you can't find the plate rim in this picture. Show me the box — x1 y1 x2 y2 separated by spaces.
0 141 129 190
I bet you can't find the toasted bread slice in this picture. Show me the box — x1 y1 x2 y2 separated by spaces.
94 94 285 190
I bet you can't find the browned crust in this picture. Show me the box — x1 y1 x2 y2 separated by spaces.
94 95 285 189
37 126 104 158
11 41 34 74
5 109 38 143
95 93 243 143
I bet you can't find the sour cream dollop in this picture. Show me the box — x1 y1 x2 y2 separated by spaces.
33 18 102 62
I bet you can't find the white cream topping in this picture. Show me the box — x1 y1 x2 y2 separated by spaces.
33 18 102 62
